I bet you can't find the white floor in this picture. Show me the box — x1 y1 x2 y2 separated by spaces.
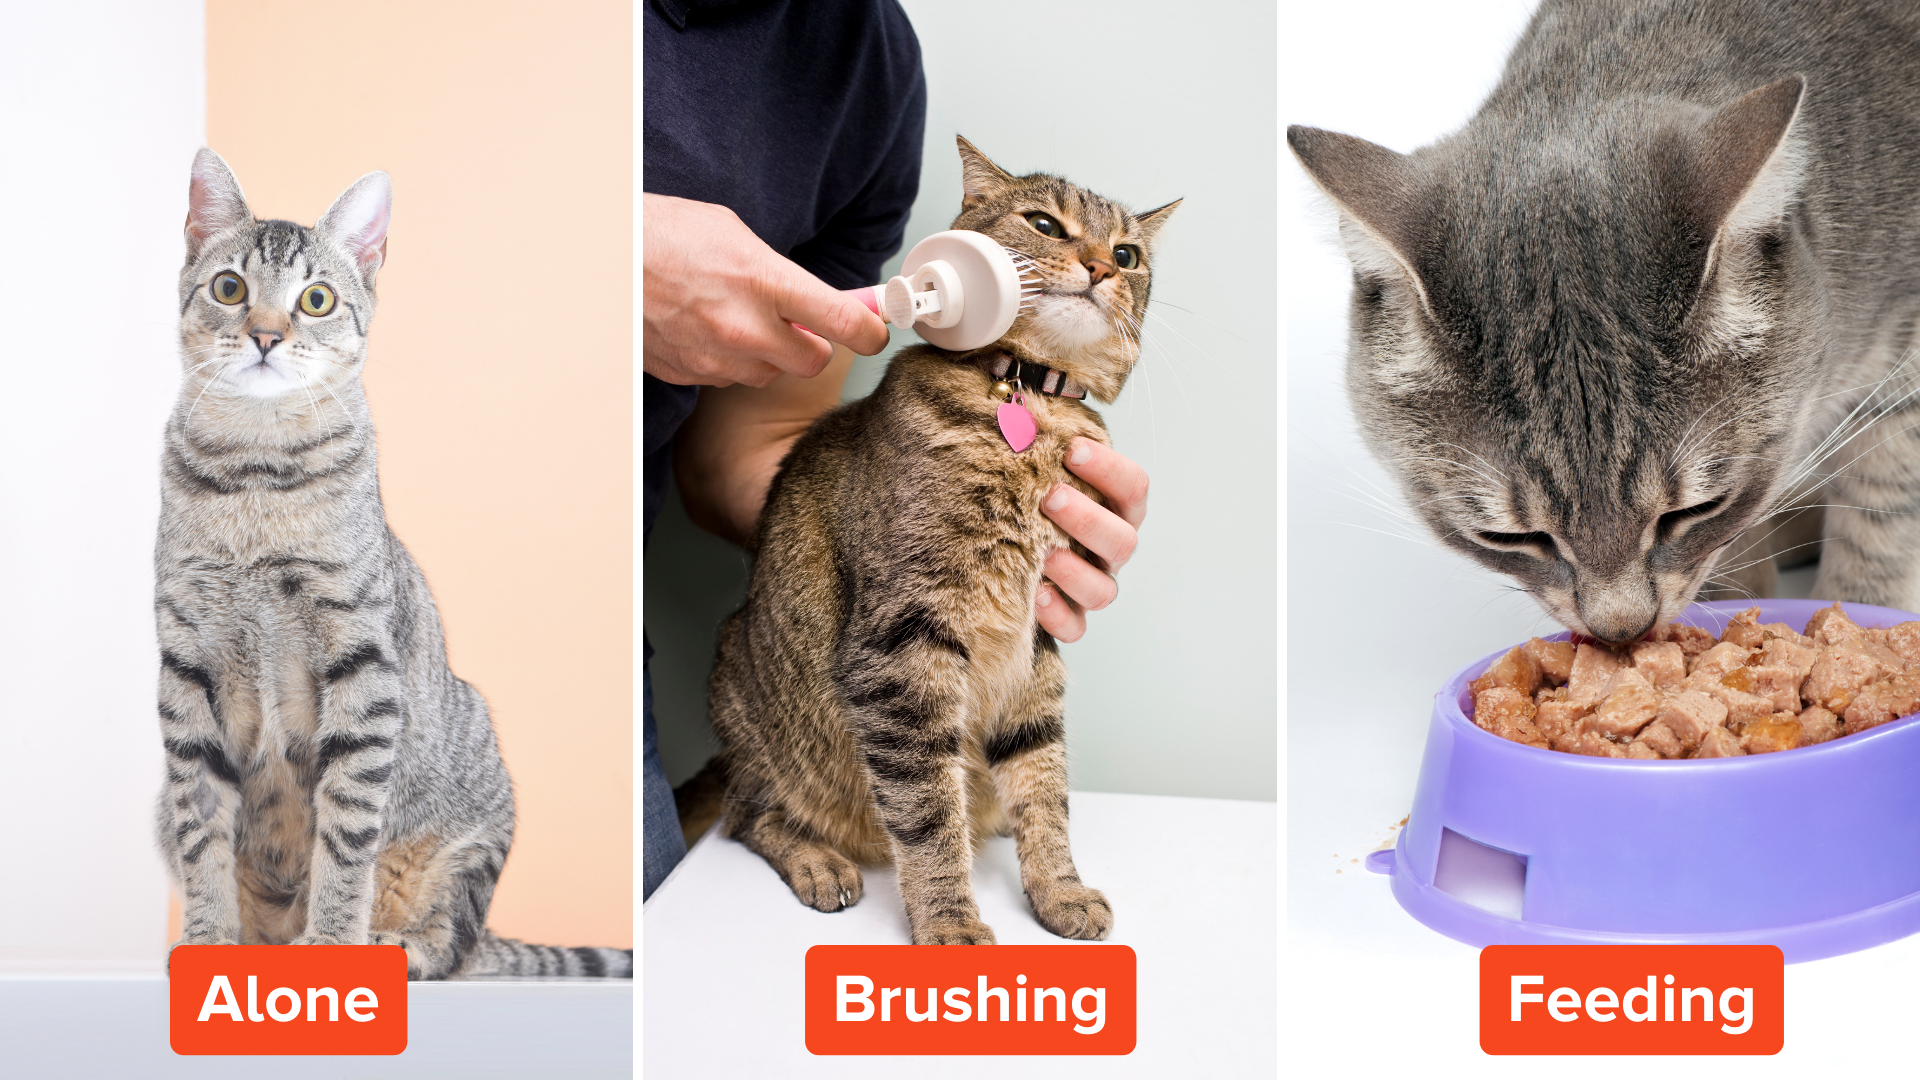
0 977 630 1078
643 790 1276 1077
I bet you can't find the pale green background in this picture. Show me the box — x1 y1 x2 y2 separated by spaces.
645 0 1276 801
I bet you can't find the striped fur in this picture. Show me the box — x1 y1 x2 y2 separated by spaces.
708 139 1175 944
1290 0 1920 639
155 150 628 980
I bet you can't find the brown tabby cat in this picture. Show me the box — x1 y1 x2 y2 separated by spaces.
706 138 1176 944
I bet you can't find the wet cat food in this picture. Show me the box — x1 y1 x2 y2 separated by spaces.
1469 603 1920 758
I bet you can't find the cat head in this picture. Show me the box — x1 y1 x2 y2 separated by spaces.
1291 77 1816 642
948 137 1178 403
177 148 391 402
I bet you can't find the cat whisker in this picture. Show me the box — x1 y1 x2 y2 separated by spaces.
1145 298 1251 345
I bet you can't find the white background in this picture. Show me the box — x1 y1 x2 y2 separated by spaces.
1282 0 1920 1072
643 0 1279 803
0 1 204 972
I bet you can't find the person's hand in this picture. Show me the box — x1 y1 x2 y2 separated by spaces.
1035 437 1148 642
643 194 890 387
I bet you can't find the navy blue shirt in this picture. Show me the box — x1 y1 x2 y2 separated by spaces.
642 0 926 543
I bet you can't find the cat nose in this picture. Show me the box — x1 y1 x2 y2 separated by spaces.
1084 258 1117 285
1575 578 1660 645
252 329 283 357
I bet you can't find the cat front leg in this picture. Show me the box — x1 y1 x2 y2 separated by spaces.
294 638 405 946
157 646 244 953
840 632 992 945
986 637 1111 940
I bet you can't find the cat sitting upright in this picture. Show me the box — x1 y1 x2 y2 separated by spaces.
707 138 1176 944
1290 0 1920 636
156 150 629 978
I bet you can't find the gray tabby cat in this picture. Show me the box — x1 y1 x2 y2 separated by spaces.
1290 0 1920 639
707 138 1174 944
156 149 629 979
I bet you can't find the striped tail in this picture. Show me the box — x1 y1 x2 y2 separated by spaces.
459 930 632 978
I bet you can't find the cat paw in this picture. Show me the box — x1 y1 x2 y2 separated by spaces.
913 917 997 945
370 933 430 979
781 846 864 913
289 933 344 946
1031 884 1112 940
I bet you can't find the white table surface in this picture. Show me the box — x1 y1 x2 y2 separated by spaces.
0 976 631 1078
643 790 1276 1077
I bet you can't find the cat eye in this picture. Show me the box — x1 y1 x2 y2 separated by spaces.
1114 245 1141 270
1474 530 1561 559
210 271 247 306
1025 212 1066 239
298 283 337 317
1657 497 1725 541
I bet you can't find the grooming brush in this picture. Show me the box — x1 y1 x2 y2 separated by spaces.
843 230 1042 351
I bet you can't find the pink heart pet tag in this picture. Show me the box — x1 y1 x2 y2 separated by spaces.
997 399 1037 453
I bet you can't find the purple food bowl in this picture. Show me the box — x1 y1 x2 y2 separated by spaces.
1372 598 1920 962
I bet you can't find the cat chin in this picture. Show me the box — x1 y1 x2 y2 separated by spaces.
219 358 319 400
1026 293 1116 351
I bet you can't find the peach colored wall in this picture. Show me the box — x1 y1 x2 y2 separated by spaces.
206 0 631 948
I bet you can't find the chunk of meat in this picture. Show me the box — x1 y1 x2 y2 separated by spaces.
1582 670 1661 739
1686 670 1774 728
1799 706 1842 745
1740 714 1804 754
1533 699 1591 741
1522 637 1576 685
1806 602 1868 646
1689 641 1755 680
1692 726 1747 758
1624 740 1661 759
1654 690 1727 751
1472 687 1549 747
1553 731 1626 758
1759 636 1817 682
1801 647 1890 713
1744 665 1804 714
1470 645 1544 699
1566 644 1631 706
1659 623 1718 660
1759 622 1813 646
1629 640 1686 692
1634 720 1683 759
1721 607 1768 649
1842 677 1920 736
1882 622 1920 669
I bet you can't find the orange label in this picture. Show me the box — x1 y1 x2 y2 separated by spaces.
1480 945 1783 1055
804 945 1135 1055
169 945 408 1055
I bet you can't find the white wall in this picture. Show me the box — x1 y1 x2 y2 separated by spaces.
0 2 205 971
645 0 1278 801
1283 0 1551 938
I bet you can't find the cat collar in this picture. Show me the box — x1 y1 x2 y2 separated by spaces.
985 353 1087 400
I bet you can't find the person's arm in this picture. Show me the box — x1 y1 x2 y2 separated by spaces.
672 344 857 546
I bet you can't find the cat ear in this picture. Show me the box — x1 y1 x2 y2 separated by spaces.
956 135 1015 208
319 171 393 283
186 148 251 261
1682 76 1806 279
1286 126 1433 316
1134 199 1182 243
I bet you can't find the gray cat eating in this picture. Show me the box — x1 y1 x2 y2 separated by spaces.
1290 0 1920 640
